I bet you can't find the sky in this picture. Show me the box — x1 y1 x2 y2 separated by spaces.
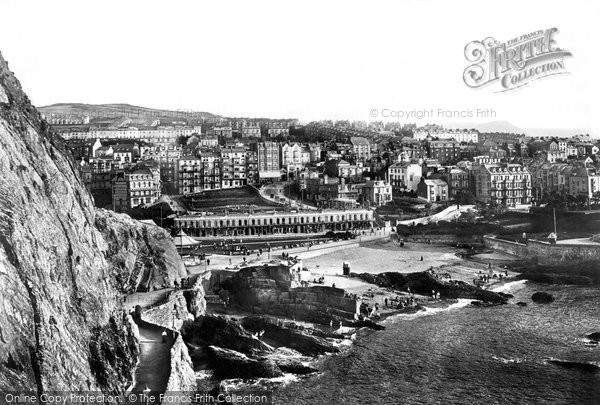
0 0 598 135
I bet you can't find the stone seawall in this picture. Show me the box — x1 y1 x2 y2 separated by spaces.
227 265 359 325
483 236 600 264
482 236 530 257
141 291 192 330
403 234 483 245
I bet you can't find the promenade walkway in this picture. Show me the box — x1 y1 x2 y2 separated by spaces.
132 320 173 394
258 182 317 210
396 205 475 226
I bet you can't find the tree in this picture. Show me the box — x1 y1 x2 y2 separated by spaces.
454 191 476 205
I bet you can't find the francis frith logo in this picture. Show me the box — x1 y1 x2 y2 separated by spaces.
463 28 572 92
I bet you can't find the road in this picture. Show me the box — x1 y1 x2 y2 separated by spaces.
396 205 475 225
259 182 317 210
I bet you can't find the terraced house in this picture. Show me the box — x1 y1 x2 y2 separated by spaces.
111 167 161 213
177 152 222 194
221 147 247 188
472 163 533 206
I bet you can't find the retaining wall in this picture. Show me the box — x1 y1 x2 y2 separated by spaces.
483 236 600 264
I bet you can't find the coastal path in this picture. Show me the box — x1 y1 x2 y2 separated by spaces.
132 320 174 394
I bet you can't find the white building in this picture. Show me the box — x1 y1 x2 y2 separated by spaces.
387 162 422 192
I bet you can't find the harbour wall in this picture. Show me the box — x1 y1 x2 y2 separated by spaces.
483 236 600 265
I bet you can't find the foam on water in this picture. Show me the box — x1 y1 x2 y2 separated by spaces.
220 373 300 392
383 298 472 323
492 355 525 364
195 369 214 380
491 279 527 293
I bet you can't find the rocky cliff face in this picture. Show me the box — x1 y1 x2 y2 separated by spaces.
0 51 191 392
95 209 186 293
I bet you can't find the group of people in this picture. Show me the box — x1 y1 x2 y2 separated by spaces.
313 275 326 284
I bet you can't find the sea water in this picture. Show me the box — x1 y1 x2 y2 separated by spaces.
274 281 600 404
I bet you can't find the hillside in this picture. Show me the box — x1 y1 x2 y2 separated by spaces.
38 102 220 122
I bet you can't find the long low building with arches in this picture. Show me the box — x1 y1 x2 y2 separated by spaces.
174 209 374 237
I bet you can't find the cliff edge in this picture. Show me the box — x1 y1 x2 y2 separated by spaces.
0 52 192 392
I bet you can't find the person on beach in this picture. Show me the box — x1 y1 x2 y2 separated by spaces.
436 292 441 300
161 330 167 343
330 320 333 328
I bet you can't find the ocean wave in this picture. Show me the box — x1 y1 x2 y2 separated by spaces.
220 373 300 392
383 299 472 323
195 369 215 380
492 355 525 364
491 279 527 293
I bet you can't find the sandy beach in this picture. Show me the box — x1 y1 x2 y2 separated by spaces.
189 237 523 321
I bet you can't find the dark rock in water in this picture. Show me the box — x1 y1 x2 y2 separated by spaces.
181 315 271 355
470 301 502 308
516 273 593 286
497 292 514 299
548 359 600 372
513 260 600 286
350 319 385 330
351 271 508 303
587 332 600 341
259 348 318 375
531 292 554 304
516 302 527 307
207 346 283 379
241 316 340 356
269 357 318 375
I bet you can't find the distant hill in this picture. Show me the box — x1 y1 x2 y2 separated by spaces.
38 103 221 123
447 120 593 139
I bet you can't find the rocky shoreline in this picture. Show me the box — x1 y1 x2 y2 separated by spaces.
173 263 518 387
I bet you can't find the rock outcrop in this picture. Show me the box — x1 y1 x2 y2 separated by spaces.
207 346 283 379
587 332 600 342
180 315 272 355
241 316 340 356
0 51 192 392
164 335 196 392
222 265 359 325
352 272 508 303
95 210 186 293
531 292 555 304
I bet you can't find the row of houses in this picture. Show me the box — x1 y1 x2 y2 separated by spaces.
388 160 534 206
